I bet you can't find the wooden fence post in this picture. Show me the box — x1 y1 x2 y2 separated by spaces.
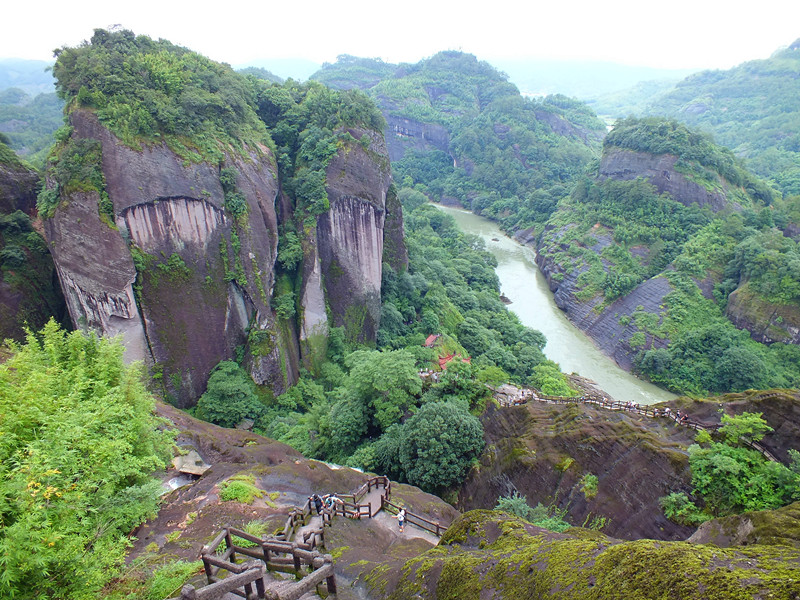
325 554 337 594
225 528 236 563
292 543 302 575
180 585 197 600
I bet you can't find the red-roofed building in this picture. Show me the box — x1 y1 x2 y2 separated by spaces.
423 334 441 348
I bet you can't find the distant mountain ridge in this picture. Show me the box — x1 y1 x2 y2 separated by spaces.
590 39 800 197
0 58 55 96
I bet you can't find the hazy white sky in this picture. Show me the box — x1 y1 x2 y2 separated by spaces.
4 0 799 70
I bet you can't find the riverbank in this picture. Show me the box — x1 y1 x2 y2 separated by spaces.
434 203 675 404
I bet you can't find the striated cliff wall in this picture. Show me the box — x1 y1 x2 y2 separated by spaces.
460 401 696 541
43 112 398 404
726 282 800 345
45 110 287 405
383 115 450 162
535 224 672 373
318 128 392 343
599 148 732 212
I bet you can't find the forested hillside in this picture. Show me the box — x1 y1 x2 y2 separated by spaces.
313 52 606 233
537 117 800 394
593 40 800 197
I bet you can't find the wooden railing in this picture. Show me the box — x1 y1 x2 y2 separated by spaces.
381 497 448 537
503 388 781 463
169 475 444 599
168 526 338 600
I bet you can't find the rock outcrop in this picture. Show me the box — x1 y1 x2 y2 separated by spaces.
459 400 697 541
383 115 450 162
726 282 800 345
45 110 283 405
687 501 800 549
376 510 800 599
0 143 65 340
599 147 732 212
535 223 673 372
42 112 399 404
668 388 800 464
318 128 393 343
137 403 456 600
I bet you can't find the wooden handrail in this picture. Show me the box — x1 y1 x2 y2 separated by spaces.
500 386 782 463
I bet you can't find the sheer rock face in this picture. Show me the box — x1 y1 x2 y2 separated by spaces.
318 128 392 343
45 110 285 406
383 116 450 162
0 159 38 214
0 156 66 340
726 283 800 345
44 113 398 404
599 147 732 212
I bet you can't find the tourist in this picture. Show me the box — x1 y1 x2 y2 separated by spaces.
394 507 406 533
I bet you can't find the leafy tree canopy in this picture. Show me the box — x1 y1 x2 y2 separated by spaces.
398 401 484 492
195 361 265 428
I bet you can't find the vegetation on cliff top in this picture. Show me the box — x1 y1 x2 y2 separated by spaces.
641 43 800 197
313 51 606 234
51 28 272 162
662 412 800 526
0 321 174 600
604 117 776 204
539 117 800 394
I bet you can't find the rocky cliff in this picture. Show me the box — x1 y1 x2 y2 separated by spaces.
384 115 450 162
458 400 697 541
44 110 284 405
317 128 393 344
599 148 734 212
535 229 673 372
0 141 65 340
726 282 800 345
43 112 397 404
534 130 778 383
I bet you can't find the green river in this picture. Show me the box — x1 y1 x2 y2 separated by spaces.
436 204 676 405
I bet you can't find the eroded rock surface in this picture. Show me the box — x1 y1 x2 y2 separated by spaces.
44 113 399 402
318 128 392 343
459 400 697 541
141 404 456 600
599 148 732 212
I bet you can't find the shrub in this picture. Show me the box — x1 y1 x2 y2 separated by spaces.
219 474 264 504
195 361 265 428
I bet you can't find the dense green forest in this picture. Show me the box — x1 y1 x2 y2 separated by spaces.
539 117 800 394
313 52 606 233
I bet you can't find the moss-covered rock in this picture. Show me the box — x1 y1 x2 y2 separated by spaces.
688 501 800 549
379 510 800 600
